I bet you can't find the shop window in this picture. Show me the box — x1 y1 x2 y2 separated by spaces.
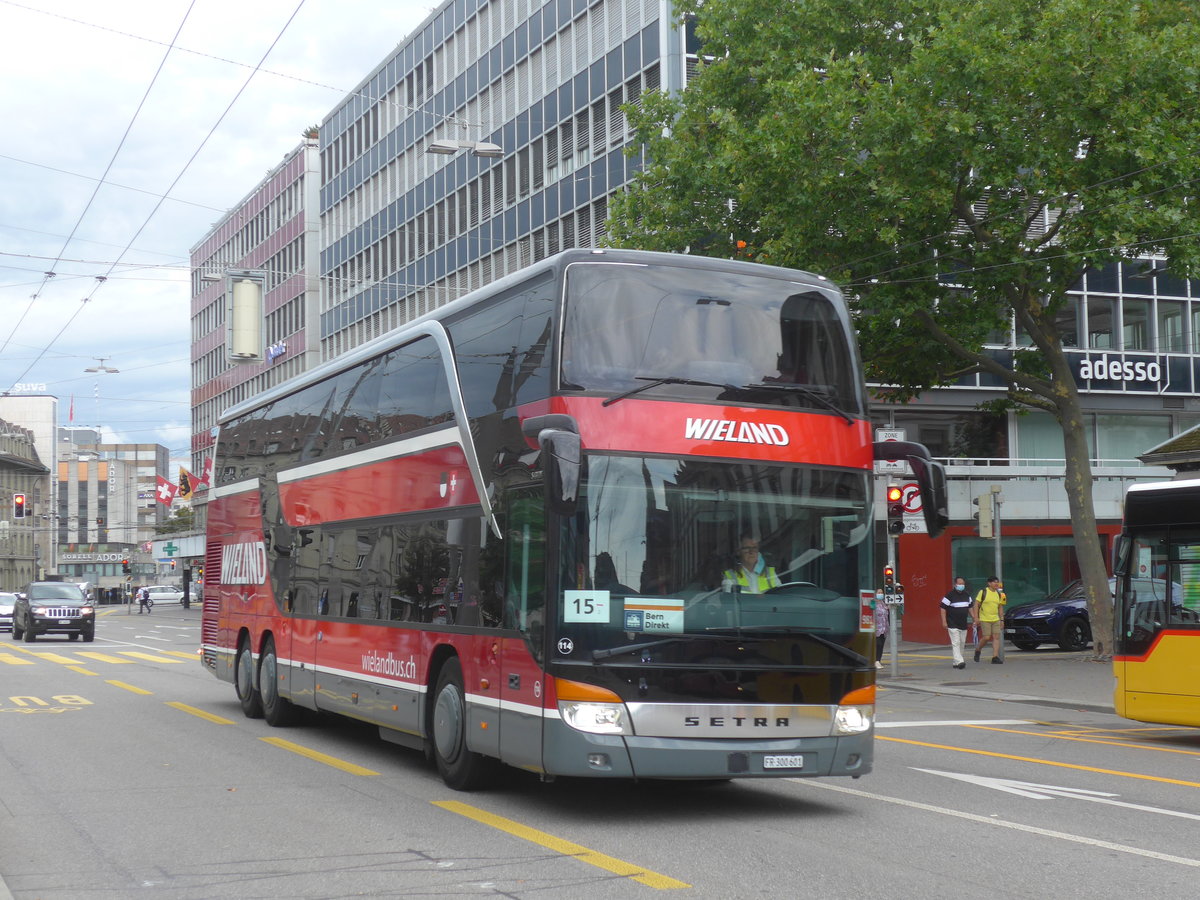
1095 415 1169 465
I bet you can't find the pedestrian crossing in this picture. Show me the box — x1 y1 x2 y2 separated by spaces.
0 647 196 666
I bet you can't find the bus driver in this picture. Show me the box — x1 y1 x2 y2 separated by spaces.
723 534 783 594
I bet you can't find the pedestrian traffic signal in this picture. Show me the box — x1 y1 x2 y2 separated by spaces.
886 484 904 535
12 493 26 518
122 558 131 575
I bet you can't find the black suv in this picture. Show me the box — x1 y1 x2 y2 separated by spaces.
12 582 95 642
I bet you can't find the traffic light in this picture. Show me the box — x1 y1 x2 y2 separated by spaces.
12 493 26 518
974 493 994 538
122 558 131 575
170 559 177 570
883 565 896 594
886 484 904 535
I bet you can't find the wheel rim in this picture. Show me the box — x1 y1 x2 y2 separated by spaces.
261 647 277 705
433 683 464 764
237 645 254 698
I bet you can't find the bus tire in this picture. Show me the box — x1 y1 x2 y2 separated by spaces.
431 657 495 791
236 637 264 719
260 636 298 726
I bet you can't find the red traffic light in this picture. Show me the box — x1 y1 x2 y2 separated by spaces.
886 485 903 504
883 565 895 580
13 493 27 518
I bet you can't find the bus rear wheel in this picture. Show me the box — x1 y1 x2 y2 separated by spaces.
260 636 298 726
431 657 495 791
236 637 264 718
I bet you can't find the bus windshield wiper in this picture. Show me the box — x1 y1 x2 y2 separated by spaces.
602 376 734 407
591 633 747 660
734 382 855 425
705 627 870 666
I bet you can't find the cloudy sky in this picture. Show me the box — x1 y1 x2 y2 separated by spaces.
0 0 432 465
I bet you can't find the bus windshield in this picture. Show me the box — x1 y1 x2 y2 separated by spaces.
561 262 864 415
554 454 872 661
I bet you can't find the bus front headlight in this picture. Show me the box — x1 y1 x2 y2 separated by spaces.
555 678 632 735
834 685 875 735
834 705 873 734
559 701 630 735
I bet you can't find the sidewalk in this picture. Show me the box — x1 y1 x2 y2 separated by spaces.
878 640 1116 714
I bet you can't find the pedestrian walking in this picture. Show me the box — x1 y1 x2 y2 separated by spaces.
940 576 972 669
874 592 889 669
972 575 1007 663
137 586 153 615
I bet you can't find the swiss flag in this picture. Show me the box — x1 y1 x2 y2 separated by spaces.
199 456 213 488
155 475 178 506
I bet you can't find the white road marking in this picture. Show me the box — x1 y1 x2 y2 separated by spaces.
916 768 1200 822
791 779 1200 868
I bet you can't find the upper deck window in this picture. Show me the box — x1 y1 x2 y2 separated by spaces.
561 262 863 415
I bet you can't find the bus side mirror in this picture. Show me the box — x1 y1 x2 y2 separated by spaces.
523 414 581 516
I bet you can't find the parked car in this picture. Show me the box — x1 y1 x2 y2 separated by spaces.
0 591 16 632
145 585 184 604
1005 577 1178 652
12 581 95 642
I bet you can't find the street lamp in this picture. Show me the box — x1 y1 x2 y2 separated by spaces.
84 357 120 374
83 358 119 444
427 137 504 158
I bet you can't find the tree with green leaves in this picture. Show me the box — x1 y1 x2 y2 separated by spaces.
607 0 1200 657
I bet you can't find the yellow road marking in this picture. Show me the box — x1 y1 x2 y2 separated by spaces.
66 666 97 675
31 652 76 664
159 650 199 660
0 653 35 665
107 680 153 695
118 651 184 663
259 737 379 775
77 652 135 663
963 723 1200 756
880 735 1200 788
433 800 690 890
166 701 234 724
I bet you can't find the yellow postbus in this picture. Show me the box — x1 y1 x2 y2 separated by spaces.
1113 479 1200 726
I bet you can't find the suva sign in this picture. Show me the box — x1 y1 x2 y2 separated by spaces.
1077 355 1161 384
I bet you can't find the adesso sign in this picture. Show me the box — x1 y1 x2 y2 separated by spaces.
1072 353 1165 388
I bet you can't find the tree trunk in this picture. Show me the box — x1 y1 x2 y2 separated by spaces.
1057 391 1114 660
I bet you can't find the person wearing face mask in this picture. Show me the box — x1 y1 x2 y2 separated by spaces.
939 576 972 669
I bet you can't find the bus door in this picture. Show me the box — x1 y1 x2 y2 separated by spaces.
499 490 548 771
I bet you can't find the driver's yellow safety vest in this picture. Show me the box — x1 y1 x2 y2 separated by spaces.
724 567 781 594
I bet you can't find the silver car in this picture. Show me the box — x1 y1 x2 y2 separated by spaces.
146 585 185 604
0 591 15 632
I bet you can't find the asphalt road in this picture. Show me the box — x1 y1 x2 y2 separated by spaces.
2 610 1198 898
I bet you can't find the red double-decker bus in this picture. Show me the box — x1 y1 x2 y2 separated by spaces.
201 248 946 789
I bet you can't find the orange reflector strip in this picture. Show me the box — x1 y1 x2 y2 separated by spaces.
840 684 876 706
554 677 623 703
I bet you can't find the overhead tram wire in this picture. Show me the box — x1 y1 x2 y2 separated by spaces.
0 0 200 360
6 0 310 390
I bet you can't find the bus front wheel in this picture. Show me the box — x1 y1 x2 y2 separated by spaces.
236 637 264 719
431 657 495 791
